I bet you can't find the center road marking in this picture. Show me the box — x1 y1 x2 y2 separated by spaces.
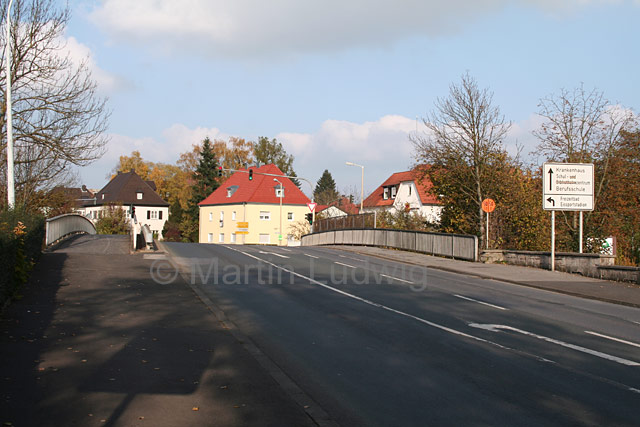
585 331 640 349
380 274 414 285
305 254 320 259
469 324 640 367
258 250 289 259
454 294 508 311
335 262 356 269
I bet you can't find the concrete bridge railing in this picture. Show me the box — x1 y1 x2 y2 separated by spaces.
45 213 96 246
301 228 478 262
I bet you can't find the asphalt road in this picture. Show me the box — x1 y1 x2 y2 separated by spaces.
161 242 640 426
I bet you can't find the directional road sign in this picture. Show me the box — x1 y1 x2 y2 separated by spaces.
543 163 594 211
236 221 249 234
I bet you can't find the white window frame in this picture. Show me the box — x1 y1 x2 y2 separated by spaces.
220 211 224 228
391 186 397 199
209 212 213 222
219 233 224 243
150 210 158 220
137 192 143 200
383 187 389 200
275 188 284 198
260 211 271 220
231 233 237 243
232 211 236 221
287 212 294 221
207 233 213 243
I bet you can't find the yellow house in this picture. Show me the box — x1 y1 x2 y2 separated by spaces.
198 164 311 245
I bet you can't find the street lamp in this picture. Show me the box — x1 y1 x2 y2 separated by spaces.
273 178 283 245
5 0 15 208
345 161 364 213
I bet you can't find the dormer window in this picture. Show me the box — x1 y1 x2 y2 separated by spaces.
226 185 238 198
383 187 389 200
137 192 143 200
275 187 284 198
391 186 397 199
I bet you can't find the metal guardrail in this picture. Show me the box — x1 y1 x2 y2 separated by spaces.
301 228 478 261
141 224 154 249
45 213 96 246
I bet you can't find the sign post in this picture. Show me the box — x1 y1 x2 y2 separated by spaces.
543 163 594 271
482 198 496 250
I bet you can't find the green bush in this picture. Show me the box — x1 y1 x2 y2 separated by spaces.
0 207 45 308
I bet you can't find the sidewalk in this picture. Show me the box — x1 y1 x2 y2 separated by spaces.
330 245 640 308
0 235 314 427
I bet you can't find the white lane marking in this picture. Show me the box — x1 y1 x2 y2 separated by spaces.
335 262 356 269
258 250 289 259
230 248 508 348
279 248 292 252
380 274 414 285
630 388 640 394
585 331 640 349
469 324 640 367
339 254 366 262
454 294 508 311
304 254 320 259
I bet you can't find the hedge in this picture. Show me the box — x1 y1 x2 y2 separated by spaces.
0 208 45 308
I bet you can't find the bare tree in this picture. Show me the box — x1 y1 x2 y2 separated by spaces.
412 72 511 247
0 0 109 206
533 84 637 248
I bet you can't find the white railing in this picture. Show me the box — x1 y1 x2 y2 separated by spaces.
45 213 97 246
301 228 478 262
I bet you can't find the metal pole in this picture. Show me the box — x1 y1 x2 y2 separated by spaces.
5 0 15 208
551 211 556 272
274 178 283 245
579 211 583 254
486 212 490 250
360 165 364 213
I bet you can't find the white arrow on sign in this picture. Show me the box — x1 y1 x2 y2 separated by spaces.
307 202 317 212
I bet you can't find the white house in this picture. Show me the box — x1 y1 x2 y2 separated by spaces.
362 169 442 223
78 170 170 239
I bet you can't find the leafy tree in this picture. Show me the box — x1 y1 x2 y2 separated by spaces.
595 130 640 264
0 0 109 206
412 72 511 248
214 137 254 175
95 204 129 235
314 169 339 205
111 151 152 180
184 138 220 242
253 136 300 187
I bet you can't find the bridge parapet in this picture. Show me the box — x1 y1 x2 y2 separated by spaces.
45 213 96 246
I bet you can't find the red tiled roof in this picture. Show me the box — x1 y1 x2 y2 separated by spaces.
198 164 310 206
363 168 440 208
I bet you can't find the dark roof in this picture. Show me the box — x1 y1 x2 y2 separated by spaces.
91 170 169 207
50 186 95 208
199 164 310 207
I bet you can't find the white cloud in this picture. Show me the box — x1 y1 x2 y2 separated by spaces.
89 0 618 59
64 36 130 93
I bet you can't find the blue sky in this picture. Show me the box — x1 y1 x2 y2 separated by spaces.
66 0 640 199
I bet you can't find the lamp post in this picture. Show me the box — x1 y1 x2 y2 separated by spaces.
345 161 364 213
273 178 283 245
5 0 15 208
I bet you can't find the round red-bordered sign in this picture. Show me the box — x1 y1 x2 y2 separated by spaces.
482 198 496 213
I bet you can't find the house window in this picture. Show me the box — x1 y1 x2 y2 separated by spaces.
137 192 143 200
383 187 389 200
231 233 236 243
208 233 213 243
149 211 158 220
408 185 412 196
220 211 224 228
209 212 213 221
232 211 236 221
260 211 270 220
275 187 284 198
219 233 224 243
391 186 397 199
287 212 294 221
259 233 270 244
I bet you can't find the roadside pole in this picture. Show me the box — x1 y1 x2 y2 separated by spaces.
481 199 496 250
551 211 555 271
543 162 594 272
